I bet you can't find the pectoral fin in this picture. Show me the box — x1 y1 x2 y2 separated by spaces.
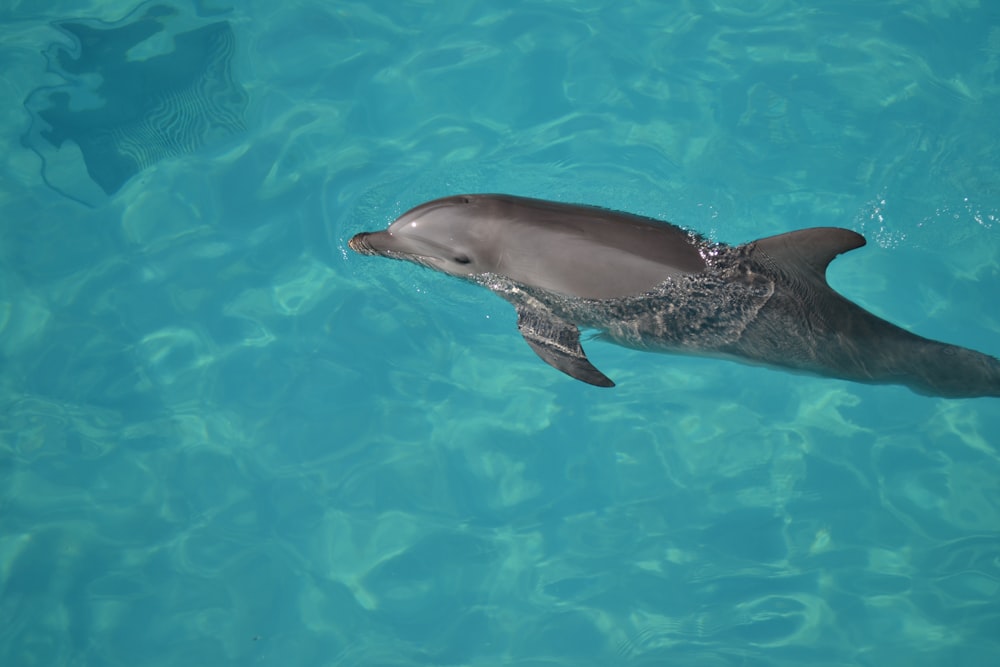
516 305 614 387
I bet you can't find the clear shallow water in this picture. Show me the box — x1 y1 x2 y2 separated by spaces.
2 1 999 665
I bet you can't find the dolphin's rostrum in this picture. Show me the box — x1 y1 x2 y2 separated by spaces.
349 194 1000 398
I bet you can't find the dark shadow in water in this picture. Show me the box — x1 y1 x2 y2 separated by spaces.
23 2 248 205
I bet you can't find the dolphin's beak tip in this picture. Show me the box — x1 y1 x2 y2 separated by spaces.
348 233 371 254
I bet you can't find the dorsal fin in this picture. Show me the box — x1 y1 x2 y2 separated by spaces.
751 227 866 281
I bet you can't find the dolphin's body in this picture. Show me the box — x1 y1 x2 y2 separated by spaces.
349 194 1000 397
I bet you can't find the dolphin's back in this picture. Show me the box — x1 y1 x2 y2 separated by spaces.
486 195 708 300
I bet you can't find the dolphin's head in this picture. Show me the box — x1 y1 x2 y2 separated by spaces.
349 195 502 278
349 193 706 299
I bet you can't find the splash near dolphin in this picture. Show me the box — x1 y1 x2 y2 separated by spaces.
349 194 1000 398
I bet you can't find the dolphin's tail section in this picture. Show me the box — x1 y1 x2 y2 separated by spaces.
744 227 1000 398
898 338 1000 398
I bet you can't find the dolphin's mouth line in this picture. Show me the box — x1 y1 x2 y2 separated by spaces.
350 231 457 268
349 233 441 268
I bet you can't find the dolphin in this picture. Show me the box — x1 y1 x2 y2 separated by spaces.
349 194 1000 398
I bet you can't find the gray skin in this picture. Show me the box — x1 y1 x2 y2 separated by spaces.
349 194 1000 397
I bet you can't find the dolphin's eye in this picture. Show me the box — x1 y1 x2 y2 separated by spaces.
453 254 471 264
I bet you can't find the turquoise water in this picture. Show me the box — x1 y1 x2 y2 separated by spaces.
2 0 999 665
